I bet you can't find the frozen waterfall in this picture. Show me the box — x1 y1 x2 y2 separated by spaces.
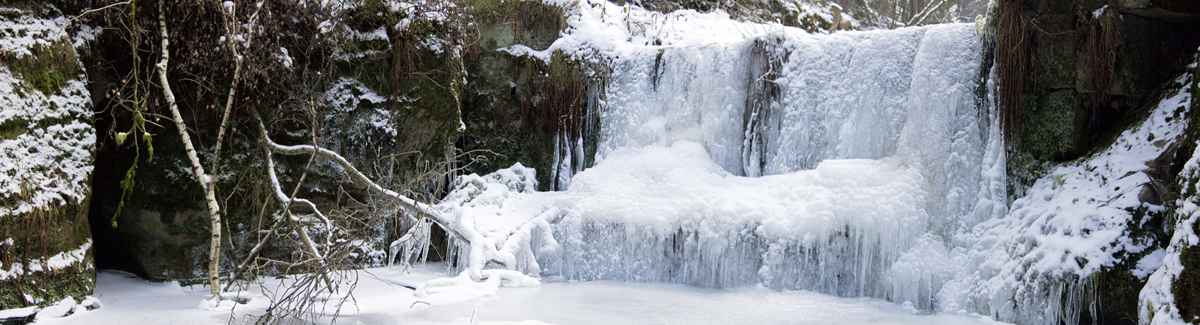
432 0 1020 319
441 7 1005 313
554 22 999 301
427 2 1196 323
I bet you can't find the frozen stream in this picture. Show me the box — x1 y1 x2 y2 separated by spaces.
403 281 1004 325
40 268 1005 325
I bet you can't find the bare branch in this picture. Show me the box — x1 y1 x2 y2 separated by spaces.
255 120 470 244
209 0 266 184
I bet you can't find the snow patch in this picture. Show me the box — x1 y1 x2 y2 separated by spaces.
1140 53 1200 324
944 54 1194 324
0 240 93 280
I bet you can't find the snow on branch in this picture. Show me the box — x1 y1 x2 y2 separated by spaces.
257 122 468 244
257 121 559 282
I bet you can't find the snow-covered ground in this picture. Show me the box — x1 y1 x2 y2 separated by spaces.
33 266 1007 325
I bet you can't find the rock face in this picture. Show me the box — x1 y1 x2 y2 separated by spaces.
68 0 589 280
458 0 594 191
999 0 1200 323
0 6 96 310
1009 0 1200 171
1140 57 1200 325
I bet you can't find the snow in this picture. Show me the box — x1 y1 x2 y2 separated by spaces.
446 1 1193 324
507 0 785 63
539 0 575 9
0 10 95 219
6 1 1193 324
1140 55 1199 324
34 297 77 321
322 77 399 141
1135 249 1167 280
471 0 991 305
275 46 293 68
0 11 70 58
2 240 92 281
0 306 36 320
38 267 1006 325
941 59 1194 324
401 0 996 320
71 25 101 49
433 164 561 280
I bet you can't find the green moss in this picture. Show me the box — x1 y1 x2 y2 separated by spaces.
0 199 95 310
457 46 591 190
0 116 28 140
1008 89 1090 200
473 0 565 31
1177 233 1200 324
1083 203 1167 324
5 39 79 95
1020 89 1086 161
1172 57 1200 325
0 258 95 309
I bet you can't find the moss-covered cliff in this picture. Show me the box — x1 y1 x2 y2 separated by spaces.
0 4 96 312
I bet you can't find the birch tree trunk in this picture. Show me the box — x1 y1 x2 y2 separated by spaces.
209 0 263 179
156 0 224 299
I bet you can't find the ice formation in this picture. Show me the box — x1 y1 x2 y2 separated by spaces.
943 65 1193 323
540 0 999 305
434 0 995 313
419 2 1200 324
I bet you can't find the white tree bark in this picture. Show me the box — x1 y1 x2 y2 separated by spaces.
157 0 224 299
256 123 468 242
209 0 263 180
262 141 336 290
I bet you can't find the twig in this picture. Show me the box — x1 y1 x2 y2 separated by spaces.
70 1 133 23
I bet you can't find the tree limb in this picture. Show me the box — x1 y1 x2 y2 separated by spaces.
209 0 265 184
255 120 469 244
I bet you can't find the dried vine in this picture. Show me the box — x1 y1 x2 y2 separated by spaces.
1087 7 1122 112
996 0 1028 146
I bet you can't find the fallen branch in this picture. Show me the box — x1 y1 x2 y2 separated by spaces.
255 120 469 244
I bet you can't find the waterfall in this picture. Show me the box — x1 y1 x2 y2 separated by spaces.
457 3 1010 318
441 3 1192 323
543 21 998 301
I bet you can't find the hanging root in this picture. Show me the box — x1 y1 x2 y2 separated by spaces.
996 0 1027 146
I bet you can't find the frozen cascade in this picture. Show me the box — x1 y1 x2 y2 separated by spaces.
438 1 999 313
553 21 993 300
433 3 1196 323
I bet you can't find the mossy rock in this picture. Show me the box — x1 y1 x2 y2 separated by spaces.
1008 89 1086 199
0 202 95 310
1176 227 1200 324
3 40 79 95
1170 56 1200 325
1020 89 1087 161
460 0 590 190
1 5 95 309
